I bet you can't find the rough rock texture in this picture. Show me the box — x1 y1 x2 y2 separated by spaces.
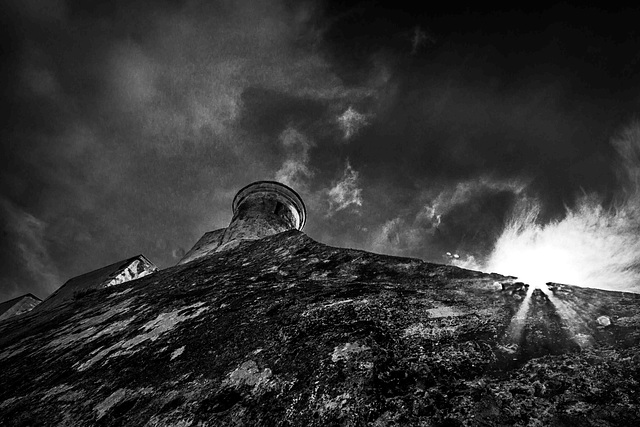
1 231 639 426
35 255 157 312
0 294 42 322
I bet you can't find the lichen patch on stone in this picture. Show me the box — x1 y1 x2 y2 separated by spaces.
90 317 137 341
324 299 353 308
95 388 129 420
425 305 465 318
331 343 370 362
0 397 19 410
403 322 458 340
317 392 351 416
70 297 136 324
0 345 26 361
76 302 208 371
45 327 99 350
310 271 329 280
226 360 273 389
57 390 86 402
107 287 133 298
42 384 73 400
171 346 185 361
94 387 154 420
46 317 138 351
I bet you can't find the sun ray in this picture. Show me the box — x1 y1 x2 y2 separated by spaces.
504 283 535 344
538 284 594 348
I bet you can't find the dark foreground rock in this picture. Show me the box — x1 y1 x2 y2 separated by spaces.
1 231 639 426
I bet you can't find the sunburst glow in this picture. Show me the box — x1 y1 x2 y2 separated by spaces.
483 124 640 293
484 196 640 291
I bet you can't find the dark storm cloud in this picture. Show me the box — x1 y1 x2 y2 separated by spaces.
2 1 640 300
312 2 640 263
0 199 61 299
0 0 383 301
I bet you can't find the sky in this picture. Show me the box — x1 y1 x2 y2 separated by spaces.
2 1 640 301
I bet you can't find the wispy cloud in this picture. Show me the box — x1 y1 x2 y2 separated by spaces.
368 176 526 259
274 127 315 189
337 106 368 140
327 161 363 214
371 209 440 256
427 176 527 221
90 1 380 156
411 26 435 54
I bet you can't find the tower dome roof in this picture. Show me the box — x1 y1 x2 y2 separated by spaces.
232 181 306 230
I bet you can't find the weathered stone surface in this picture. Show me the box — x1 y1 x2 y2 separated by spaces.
35 254 157 312
1 231 639 426
0 294 42 322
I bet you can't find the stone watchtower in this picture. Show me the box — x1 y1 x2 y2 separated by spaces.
178 181 306 264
